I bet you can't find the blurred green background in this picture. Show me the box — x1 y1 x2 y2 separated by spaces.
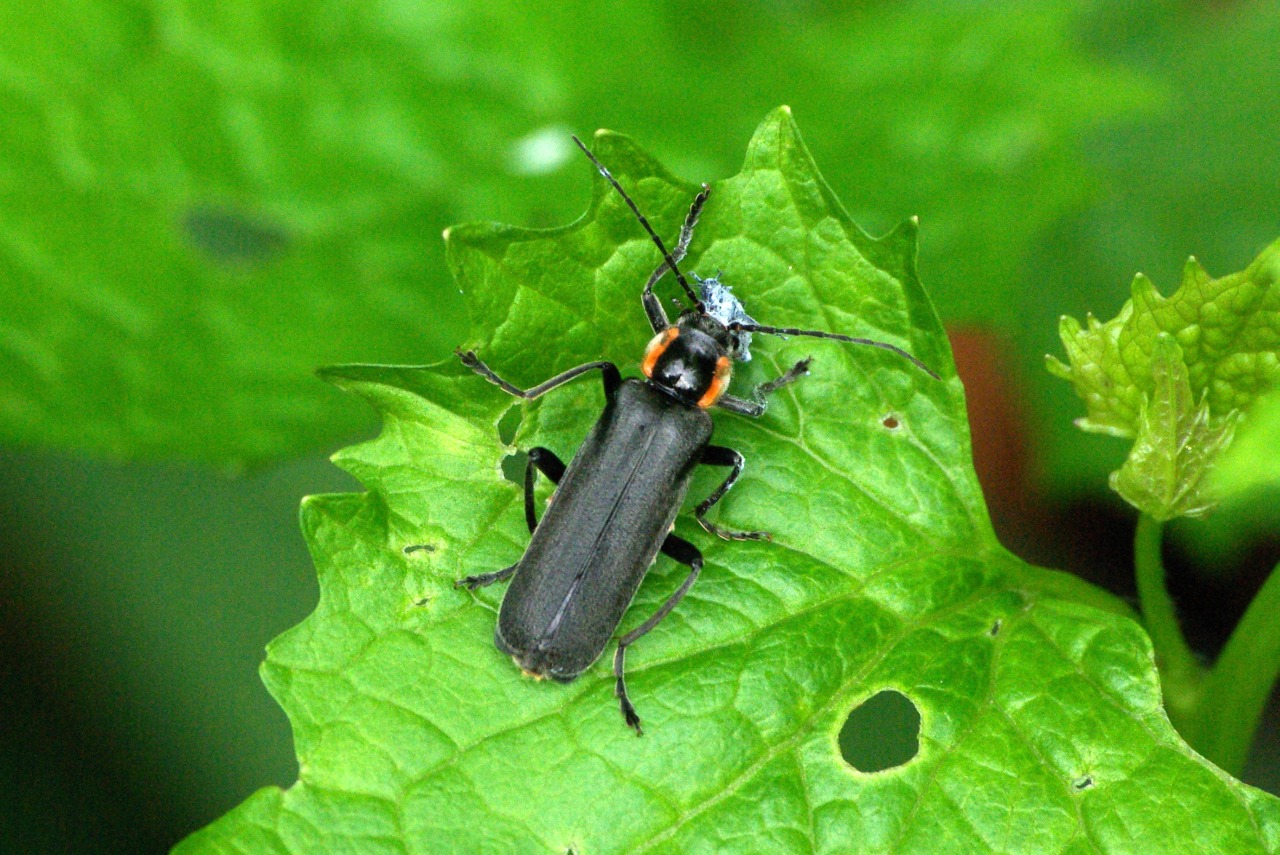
2 1 1278 851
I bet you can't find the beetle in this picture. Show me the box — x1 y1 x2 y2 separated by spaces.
455 136 939 734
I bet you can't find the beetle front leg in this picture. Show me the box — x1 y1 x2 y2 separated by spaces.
456 349 621 401
715 358 811 417
614 534 703 736
695 445 769 541
642 184 710 333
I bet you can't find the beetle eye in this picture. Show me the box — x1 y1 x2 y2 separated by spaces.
641 328 679 378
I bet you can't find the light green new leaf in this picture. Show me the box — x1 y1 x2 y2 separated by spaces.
1109 334 1240 520
1048 238 1280 517
177 111 1280 854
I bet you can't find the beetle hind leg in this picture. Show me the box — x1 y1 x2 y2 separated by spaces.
614 534 704 736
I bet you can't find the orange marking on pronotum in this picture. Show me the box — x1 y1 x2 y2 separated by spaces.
641 328 679 378
696 356 733 408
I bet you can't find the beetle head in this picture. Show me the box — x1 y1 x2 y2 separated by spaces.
641 319 732 409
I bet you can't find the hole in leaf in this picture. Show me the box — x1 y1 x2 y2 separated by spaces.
881 414 900 430
497 406 523 445
839 690 920 772
501 450 528 486
184 205 288 266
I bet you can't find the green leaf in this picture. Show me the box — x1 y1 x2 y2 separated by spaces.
178 110 1280 853
0 0 1152 465
1213 388 1280 497
1047 238 1280 517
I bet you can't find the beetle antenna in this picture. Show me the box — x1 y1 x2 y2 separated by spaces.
730 322 941 380
572 135 701 308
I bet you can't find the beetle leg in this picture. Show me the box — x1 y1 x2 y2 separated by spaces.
695 445 770 541
715 358 811 417
457 447 568 591
614 534 703 736
523 447 566 533
456 349 622 401
642 185 711 333
455 563 517 591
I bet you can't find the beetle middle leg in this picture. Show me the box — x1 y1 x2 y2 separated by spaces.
695 445 769 541
614 534 703 736
456 446 566 591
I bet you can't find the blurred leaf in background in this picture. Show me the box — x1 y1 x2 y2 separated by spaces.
0 1 559 465
2 0 1277 852
0 0 1151 466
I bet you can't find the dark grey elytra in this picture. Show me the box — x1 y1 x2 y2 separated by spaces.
454 135 939 735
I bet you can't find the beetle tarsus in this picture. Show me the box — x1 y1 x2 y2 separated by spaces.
642 185 711 333
616 675 644 736
712 358 812 418
624 706 643 737
698 518 771 542
456 564 517 590
755 357 812 398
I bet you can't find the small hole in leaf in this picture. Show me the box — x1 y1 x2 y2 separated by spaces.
497 406 523 445
839 690 920 772
1073 775 1094 791
881 414 900 430
501 450 528 486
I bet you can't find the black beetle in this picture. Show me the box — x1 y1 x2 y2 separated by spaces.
455 136 938 734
